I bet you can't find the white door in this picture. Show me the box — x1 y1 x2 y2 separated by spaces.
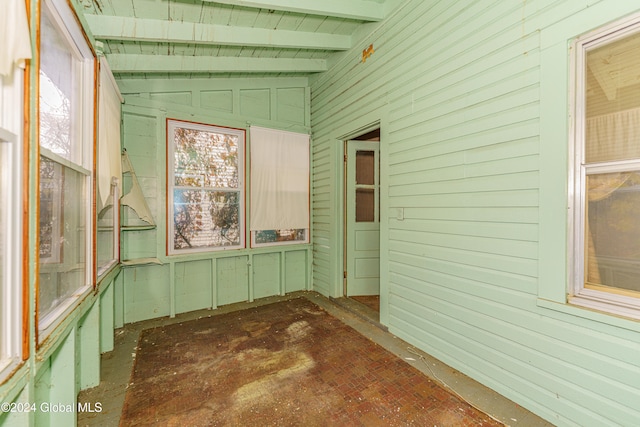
345 140 380 296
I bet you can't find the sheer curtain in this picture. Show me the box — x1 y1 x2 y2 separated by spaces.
98 57 123 208
585 108 640 286
250 126 309 231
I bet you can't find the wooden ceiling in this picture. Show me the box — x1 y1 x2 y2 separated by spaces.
80 0 400 79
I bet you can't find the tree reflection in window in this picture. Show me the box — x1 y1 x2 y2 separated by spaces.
171 124 242 251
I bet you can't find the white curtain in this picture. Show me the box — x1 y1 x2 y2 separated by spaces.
250 126 309 231
584 107 640 285
586 107 640 163
0 0 32 76
98 57 123 208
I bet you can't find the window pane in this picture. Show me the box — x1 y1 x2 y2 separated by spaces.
586 172 640 294
254 229 306 244
356 188 375 222
174 189 240 250
39 6 80 162
356 150 375 185
173 126 238 189
38 158 87 320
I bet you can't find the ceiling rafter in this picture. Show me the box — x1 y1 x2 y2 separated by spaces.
105 54 328 73
84 14 352 50
204 0 384 21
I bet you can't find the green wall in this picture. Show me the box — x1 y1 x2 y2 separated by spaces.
116 77 312 324
310 0 640 425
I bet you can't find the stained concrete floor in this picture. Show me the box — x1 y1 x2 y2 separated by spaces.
78 291 553 427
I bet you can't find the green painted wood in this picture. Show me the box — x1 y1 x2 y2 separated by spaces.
99 281 115 353
78 302 100 390
107 54 327 74
217 257 249 305
124 265 171 323
84 15 351 50
175 260 213 314
285 250 308 292
33 362 51 427
240 89 271 120
48 331 76 427
149 91 192 106
310 0 640 425
0 385 30 427
201 90 234 113
253 253 280 299
346 141 380 296
203 0 385 21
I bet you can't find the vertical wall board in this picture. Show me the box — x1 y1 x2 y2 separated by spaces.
0 386 31 427
201 90 234 113
239 89 270 120
34 361 52 427
78 302 100 390
100 281 115 353
252 253 280 299
285 250 307 293
149 92 192 106
124 265 171 323
309 0 640 424
122 230 158 260
175 260 212 314
49 330 76 427
114 271 125 328
217 257 249 305
276 88 306 125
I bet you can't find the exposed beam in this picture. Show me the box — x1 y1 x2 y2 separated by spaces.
84 15 351 50
205 0 384 21
106 54 327 73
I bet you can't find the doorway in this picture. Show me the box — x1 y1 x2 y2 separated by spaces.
344 129 380 316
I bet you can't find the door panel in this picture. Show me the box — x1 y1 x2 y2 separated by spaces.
346 140 380 296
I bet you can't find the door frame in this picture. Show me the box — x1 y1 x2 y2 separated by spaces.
330 104 389 325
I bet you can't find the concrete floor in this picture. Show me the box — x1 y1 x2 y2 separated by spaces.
78 291 553 426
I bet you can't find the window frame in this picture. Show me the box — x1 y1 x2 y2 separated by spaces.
167 119 245 255
37 0 95 337
0 124 23 382
568 13 640 320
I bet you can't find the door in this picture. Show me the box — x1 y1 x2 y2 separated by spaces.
345 140 380 296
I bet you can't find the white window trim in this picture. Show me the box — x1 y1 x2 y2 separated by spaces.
568 12 640 320
38 0 94 336
0 74 24 381
167 119 245 255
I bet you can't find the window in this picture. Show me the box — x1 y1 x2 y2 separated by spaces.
570 15 640 318
1 0 30 379
249 126 310 247
168 119 245 254
0 125 22 379
38 0 94 333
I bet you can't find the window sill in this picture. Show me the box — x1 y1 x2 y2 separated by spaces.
537 297 640 333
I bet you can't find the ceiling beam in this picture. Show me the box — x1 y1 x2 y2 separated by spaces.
204 0 384 21
106 54 328 73
84 15 351 50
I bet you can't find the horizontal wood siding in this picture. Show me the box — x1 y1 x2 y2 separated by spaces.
310 0 640 425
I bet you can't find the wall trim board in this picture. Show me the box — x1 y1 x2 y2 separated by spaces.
117 77 309 95
124 94 311 133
